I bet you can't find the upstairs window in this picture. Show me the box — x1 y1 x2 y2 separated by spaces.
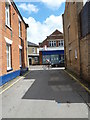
32 48 35 54
19 20 22 37
18 16 22 38
54 41 56 47
49 41 56 47
49 41 52 47
5 4 10 27
67 25 70 42
58 40 64 47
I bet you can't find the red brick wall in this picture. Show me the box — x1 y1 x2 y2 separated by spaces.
0 3 2 76
39 51 42 65
39 35 63 48
0 2 28 76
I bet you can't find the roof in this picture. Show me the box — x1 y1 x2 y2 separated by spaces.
39 29 63 47
28 41 39 47
47 29 63 39
49 29 63 36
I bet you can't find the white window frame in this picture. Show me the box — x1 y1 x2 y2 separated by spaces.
32 48 35 54
4 37 12 71
19 20 21 37
54 41 56 47
49 41 56 47
6 43 11 70
58 40 64 47
18 16 22 38
19 45 22 67
49 41 52 47
75 49 77 59
19 49 22 67
5 3 10 27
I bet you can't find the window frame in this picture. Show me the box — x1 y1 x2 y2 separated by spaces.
49 41 52 47
32 48 35 54
6 43 11 70
58 40 64 47
19 49 22 67
19 20 22 38
49 41 56 47
5 3 10 27
54 41 56 47
75 49 78 59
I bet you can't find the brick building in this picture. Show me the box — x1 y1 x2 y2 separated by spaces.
0 0 29 86
39 29 64 65
63 1 90 81
27 41 39 66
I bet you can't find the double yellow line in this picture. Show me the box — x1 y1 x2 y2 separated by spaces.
64 70 90 93
0 71 30 95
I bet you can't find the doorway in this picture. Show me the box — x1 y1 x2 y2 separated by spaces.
29 58 32 65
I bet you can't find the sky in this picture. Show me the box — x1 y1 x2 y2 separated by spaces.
16 0 65 44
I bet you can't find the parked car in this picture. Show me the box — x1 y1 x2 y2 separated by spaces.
51 59 65 67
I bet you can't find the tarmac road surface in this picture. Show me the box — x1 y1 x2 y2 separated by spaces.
1 67 90 119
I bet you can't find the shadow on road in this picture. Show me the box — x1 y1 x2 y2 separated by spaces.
22 70 90 103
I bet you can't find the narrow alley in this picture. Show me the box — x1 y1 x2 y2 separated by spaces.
1 67 90 119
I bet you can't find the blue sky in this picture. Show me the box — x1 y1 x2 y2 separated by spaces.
16 1 65 44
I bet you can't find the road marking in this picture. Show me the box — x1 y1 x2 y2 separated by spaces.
0 81 10 89
0 71 30 95
64 70 90 93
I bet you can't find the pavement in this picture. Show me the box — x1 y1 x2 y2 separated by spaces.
0 66 90 119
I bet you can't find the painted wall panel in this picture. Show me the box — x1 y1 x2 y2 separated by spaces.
0 70 20 86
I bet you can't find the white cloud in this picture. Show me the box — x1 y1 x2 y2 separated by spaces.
24 14 63 44
40 0 65 9
16 0 65 10
18 3 39 14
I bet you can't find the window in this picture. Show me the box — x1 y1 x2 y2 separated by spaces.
69 50 72 65
49 41 56 47
43 55 50 64
68 25 70 42
32 48 35 53
61 55 64 60
58 40 64 47
49 41 52 47
60 55 64 63
19 20 22 37
6 44 11 70
54 41 56 47
34 57 38 62
75 49 77 59
51 55 59 64
5 4 10 27
19 49 22 67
